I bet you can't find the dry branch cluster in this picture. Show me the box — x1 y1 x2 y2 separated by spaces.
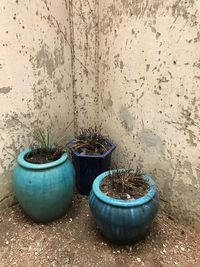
101 169 149 200
72 127 111 155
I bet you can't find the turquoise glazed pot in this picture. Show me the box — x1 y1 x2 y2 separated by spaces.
13 148 75 222
89 170 159 245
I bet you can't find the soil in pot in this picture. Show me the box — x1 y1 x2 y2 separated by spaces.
71 127 112 155
100 169 149 200
25 148 63 164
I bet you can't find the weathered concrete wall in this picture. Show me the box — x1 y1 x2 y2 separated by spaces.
1 0 200 229
98 0 200 228
69 0 99 131
0 0 74 208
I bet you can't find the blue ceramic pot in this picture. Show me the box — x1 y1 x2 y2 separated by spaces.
13 148 75 222
67 139 116 195
89 169 159 245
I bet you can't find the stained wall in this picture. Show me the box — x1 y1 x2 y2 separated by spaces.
1 0 200 229
0 0 74 208
69 0 99 131
98 0 200 228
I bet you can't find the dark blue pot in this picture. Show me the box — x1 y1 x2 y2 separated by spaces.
12 148 75 222
67 139 116 195
89 169 159 245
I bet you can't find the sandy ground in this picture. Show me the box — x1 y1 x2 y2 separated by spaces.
0 194 200 267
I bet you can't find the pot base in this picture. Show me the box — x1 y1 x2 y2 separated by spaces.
89 169 159 245
13 149 75 223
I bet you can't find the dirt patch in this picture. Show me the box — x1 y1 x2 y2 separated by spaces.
100 170 149 200
25 148 63 164
0 195 200 267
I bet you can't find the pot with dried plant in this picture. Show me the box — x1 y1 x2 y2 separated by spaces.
89 168 159 245
67 127 116 195
12 127 75 222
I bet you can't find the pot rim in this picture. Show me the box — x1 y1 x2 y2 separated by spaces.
92 169 157 207
67 139 116 158
17 148 68 170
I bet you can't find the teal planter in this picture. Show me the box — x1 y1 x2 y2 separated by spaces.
13 148 75 222
89 169 159 245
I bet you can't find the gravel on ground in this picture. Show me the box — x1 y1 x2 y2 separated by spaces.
0 194 200 267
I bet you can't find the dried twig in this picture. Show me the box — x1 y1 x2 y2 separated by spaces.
71 126 111 155
101 168 149 200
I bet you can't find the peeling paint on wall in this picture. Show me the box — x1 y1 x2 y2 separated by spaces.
1 0 200 230
0 0 74 209
69 0 100 131
31 38 65 79
0 87 12 94
98 0 200 229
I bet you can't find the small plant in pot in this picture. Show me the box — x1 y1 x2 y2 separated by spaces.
89 168 159 245
67 126 116 195
12 129 75 223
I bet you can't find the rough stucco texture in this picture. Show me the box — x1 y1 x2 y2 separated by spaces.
0 0 74 208
1 0 200 230
98 0 200 229
70 0 99 131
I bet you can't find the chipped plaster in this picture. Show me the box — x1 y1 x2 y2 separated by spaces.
0 87 12 94
0 0 74 209
1 0 200 230
98 0 200 229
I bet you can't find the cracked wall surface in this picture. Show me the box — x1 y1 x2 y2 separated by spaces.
98 0 200 229
0 0 74 208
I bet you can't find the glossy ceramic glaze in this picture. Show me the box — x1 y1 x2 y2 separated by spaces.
67 139 116 195
13 148 75 222
89 169 159 244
